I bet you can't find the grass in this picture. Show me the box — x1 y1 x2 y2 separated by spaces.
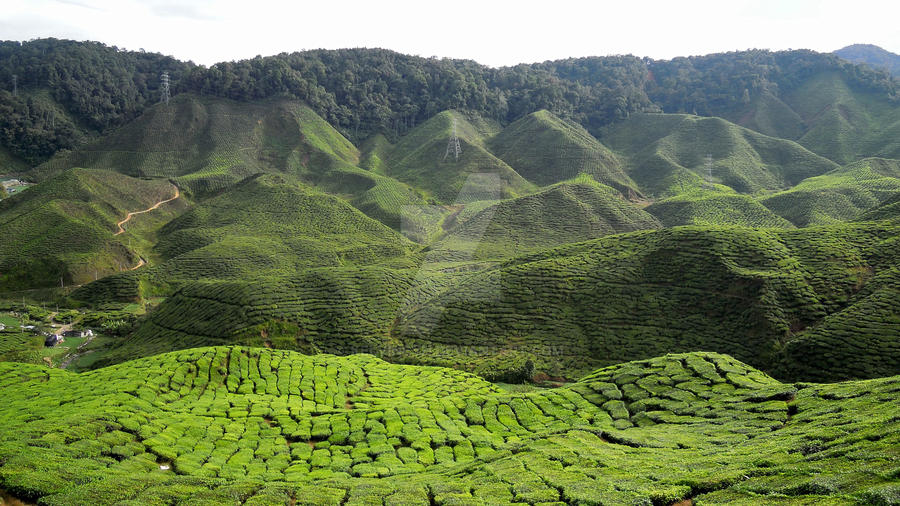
0 347 896 504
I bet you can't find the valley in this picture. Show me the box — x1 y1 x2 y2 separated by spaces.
0 40 898 504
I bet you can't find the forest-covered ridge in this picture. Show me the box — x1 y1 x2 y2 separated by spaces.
1 38 898 166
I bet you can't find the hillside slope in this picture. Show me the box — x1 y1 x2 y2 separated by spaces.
431 176 661 261
488 110 638 194
399 223 900 381
835 43 900 75
33 94 359 194
0 348 896 505
761 157 900 226
154 173 411 271
71 174 415 303
385 111 535 203
600 113 838 196
83 221 900 383
0 168 186 290
647 190 794 228
29 93 430 232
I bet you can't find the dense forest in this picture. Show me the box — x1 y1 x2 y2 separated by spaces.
1 38 897 165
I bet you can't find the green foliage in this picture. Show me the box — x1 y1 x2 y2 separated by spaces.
0 326 43 364
4 40 900 168
0 90 81 165
78 217 900 383
761 157 900 226
0 348 896 504
647 190 794 228
600 113 838 197
836 44 900 76
431 176 661 261
134 173 411 285
399 222 900 381
0 168 183 290
384 111 535 203
488 110 637 192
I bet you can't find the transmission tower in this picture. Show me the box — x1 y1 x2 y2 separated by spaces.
704 153 713 188
444 117 461 162
160 71 170 105
11 74 16 97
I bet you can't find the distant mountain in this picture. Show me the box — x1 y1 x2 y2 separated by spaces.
835 44 900 75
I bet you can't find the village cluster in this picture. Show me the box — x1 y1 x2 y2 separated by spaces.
0 319 93 347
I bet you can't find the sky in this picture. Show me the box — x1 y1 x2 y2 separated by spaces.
2 0 899 67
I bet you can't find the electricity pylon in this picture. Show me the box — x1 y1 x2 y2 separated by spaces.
160 71 170 105
444 117 461 162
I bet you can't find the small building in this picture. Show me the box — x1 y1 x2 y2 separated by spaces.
0 323 5 331
45 334 64 347
63 329 93 338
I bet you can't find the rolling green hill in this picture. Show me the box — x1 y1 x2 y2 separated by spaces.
29 93 431 232
488 110 638 193
0 168 186 291
1 41 899 506
600 113 839 196
154 173 410 269
83 220 900 383
0 347 896 505
398 223 900 381
384 111 535 203
859 192 900 222
647 190 794 228
727 72 900 164
70 174 415 304
431 175 661 261
33 94 360 195
786 72 896 164
761 157 900 226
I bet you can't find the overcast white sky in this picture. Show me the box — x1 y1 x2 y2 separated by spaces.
2 0 898 67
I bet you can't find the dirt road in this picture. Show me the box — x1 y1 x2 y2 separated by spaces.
115 185 180 235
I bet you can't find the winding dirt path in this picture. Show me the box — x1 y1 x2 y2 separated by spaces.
115 184 180 235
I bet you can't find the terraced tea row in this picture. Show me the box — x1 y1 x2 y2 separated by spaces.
0 347 896 504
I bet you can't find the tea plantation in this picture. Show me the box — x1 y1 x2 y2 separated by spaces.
0 347 897 505
87 219 900 383
3 44 900 506
0 168 186 290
